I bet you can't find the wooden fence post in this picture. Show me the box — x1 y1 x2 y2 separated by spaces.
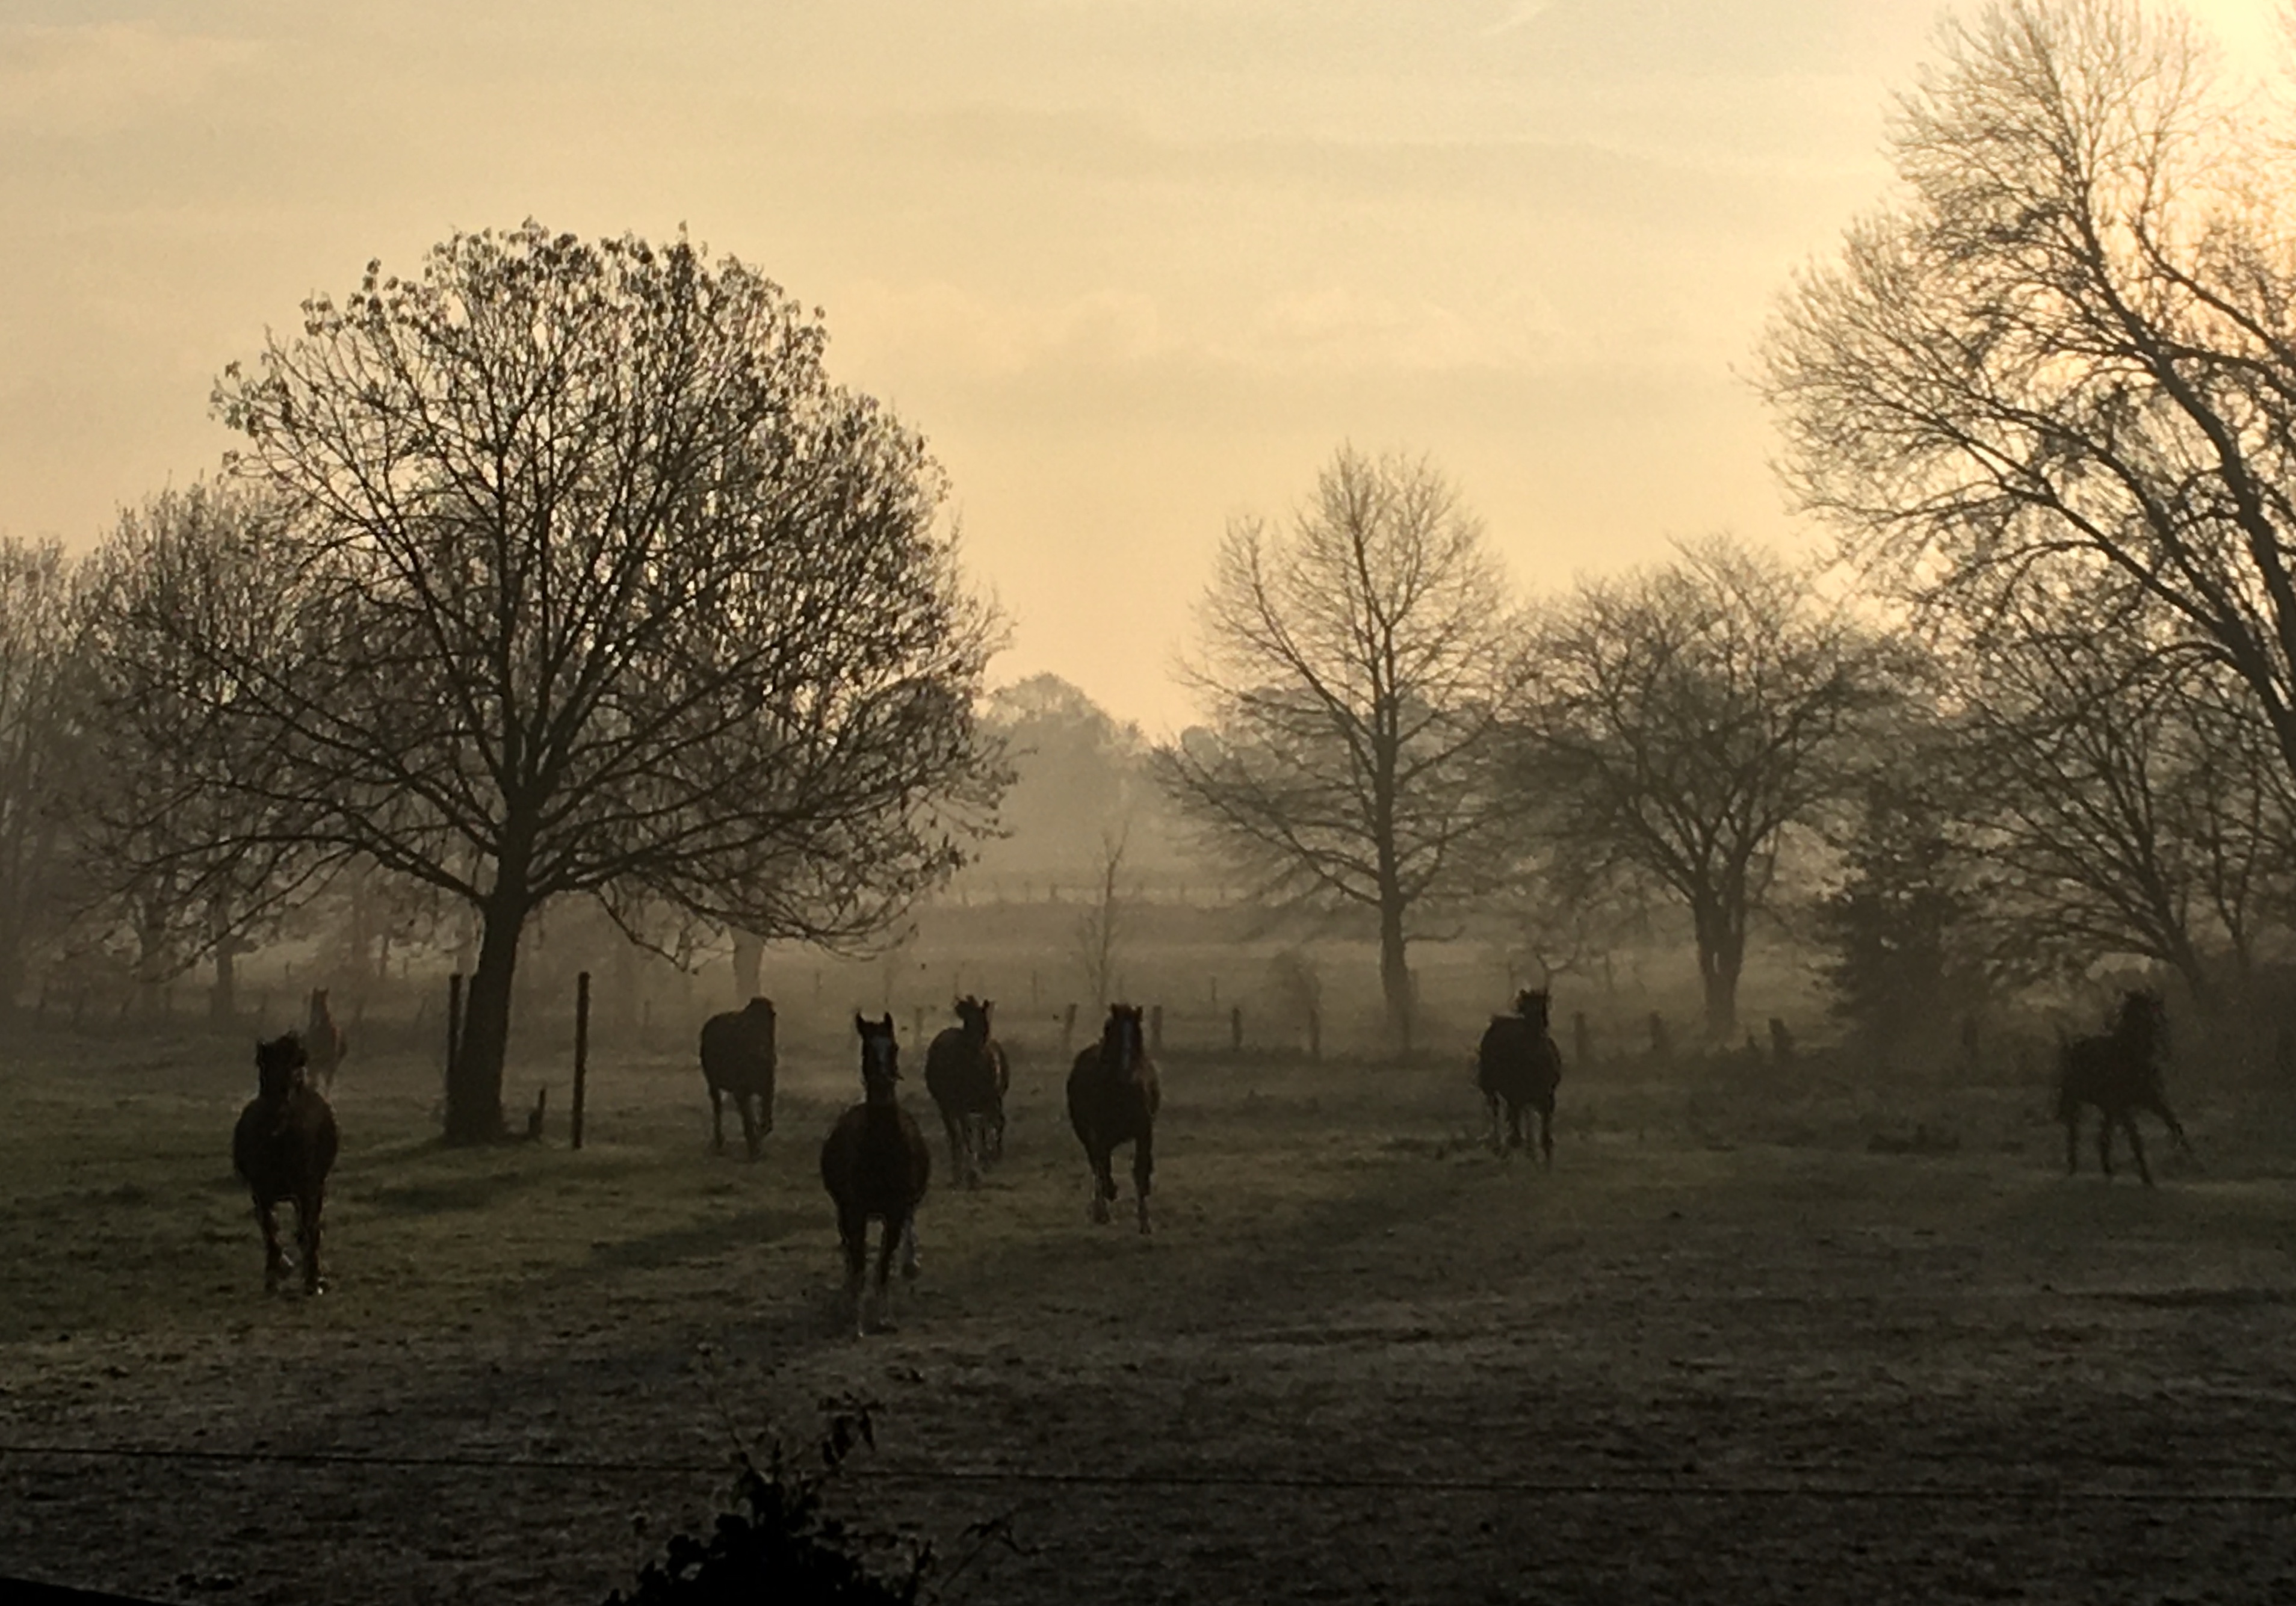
572 971 590 1150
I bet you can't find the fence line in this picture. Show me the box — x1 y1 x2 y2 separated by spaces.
3 1439 2294 1504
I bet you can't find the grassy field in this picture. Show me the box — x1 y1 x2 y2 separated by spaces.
5 1013 2296 1604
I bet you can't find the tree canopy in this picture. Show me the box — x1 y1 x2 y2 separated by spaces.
1156 446 1518 1051
117 221 1004 1138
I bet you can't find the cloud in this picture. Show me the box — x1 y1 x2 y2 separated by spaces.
1484 1 1553 38
0 20 259 135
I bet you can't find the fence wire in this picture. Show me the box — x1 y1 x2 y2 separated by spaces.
4 1439 2295 1505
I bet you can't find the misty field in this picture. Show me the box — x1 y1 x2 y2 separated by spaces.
5 1015 2296 1605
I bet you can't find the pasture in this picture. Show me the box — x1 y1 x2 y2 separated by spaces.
5 1015 2296 1604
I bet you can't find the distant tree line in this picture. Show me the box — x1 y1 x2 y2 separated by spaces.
7 0 2291 1093
1157 0 2296 1061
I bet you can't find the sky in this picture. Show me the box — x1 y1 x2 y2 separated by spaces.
1 0 2284 732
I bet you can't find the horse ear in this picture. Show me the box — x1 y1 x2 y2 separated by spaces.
854 1012 868 1036
880 1011 896 1032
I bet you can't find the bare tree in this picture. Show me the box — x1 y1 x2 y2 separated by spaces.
0 537 84 1009
1074 825 1131 1015
1516 537 1905 1040
126 222 1005 1142
1763 0 2296 800
1941 583 2295 998
1154 446 1518 1052
73 484 327 1021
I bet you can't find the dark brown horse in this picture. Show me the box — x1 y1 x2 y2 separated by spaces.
1478 989 1562 1165
1067 1002 1160 1233
2058 989 2192 1186
304 988 346 1095
699 996 779 1159
925 995 1008 1188
231 1032 339 1295
819 1013 932 1335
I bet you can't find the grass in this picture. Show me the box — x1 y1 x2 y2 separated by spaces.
10 1012 2296 1602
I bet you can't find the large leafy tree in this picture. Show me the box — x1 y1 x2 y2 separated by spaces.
130 221 1001 1141
1154 446 1519 1053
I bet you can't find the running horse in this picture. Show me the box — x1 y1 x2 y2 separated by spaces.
231 1032 340 1294
1478 988 1563 1165
2058 989 2192 1186
1066 1002 1161 1233
698 996 779 1160
819 1013 932 1335
925 995 1009 1188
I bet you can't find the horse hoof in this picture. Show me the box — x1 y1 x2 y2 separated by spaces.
1089 1199 1112 1225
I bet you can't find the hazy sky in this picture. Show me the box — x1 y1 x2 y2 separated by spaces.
1 1 2282 730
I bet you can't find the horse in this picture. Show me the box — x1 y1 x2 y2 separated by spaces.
303 988 347 1095
231 1032 340 1295
1478 988 1563 1165
1066 1002 1161 1233
699 996 779 1160
818 1013 932 1335
2058 989 2192 1186
925 995 1009 1188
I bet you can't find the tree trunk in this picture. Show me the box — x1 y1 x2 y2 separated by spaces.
732 930 764 1003
1692 896 1743 1043
1378 891 1412 1055
446 894 528 1144
210 940 238 1027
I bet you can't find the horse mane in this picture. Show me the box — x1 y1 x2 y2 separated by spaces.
255 1032 309 1101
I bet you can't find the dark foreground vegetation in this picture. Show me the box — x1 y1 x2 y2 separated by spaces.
4 1013 2296 1603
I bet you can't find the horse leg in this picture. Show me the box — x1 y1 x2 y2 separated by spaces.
1508 1100 1526 1153
2152 1096 2194 1158
709 1086 727 1155
1088 1144 1116 1225
2124 1117 2154 1187
871 1213 908 1331
738 1094 762 1161
255 1200 289 1293
297 1189 326 1295
1537 1101 1554 1170
1133 1126 1155 1237
1485 1093 1502 1152
837 1208 868 1333
2097 1112 2115 1178
898 1215 921 1280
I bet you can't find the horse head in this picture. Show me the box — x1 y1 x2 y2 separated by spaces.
2115 989 2167 1055
1100 1003 1147 1080
1515 989 1552 1030
855 1011 900 1093
955 995 992 1041
255 1032 309 1101
743 995 777 1024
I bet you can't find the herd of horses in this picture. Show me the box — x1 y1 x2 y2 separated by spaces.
226 981 2196 1332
